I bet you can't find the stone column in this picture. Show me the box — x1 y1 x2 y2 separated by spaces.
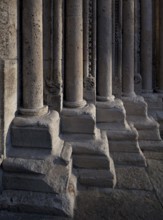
97 0 114 101
122 0 135 97
141 0 153 93
83 0 89 79
20 0 47 116
159 0 163 93
64 0 86 108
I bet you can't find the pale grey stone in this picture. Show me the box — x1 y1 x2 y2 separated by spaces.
61 143 72 165
11 111 61 154
61 104 96 134
3 158 72 194
0 59 18 156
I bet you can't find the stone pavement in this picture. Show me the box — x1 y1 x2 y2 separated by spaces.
0 153 163 220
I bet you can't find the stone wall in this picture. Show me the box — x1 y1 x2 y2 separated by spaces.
0 0 18 157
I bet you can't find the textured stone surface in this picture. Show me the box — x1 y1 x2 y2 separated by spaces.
116 166 153 190
61 104 96 134
11 111 61 153
147 159 163 206
74 190 163 220
0 190 75 217
0 59 17 156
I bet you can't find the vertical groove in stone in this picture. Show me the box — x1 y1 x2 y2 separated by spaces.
97 0 114 101
64 0 86 108
83 0 96 103
141 0 153 93
22 0 44 110
122 0 135 97
159 0 163 93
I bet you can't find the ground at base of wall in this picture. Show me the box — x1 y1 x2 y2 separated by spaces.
0 157 163 220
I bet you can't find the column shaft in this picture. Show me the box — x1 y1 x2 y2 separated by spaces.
159 0 163 92
141 0 153 93
122 0 135 97
64 0 85 108
83 0 89 79
22 0 45 114
97 0 113 101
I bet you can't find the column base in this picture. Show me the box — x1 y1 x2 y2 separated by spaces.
97 95 115 102
66 130 116 188
3 109 77 217
64 100 86 108
61 103 96 135
96 99 146 167
11 110 61 155
19 105 48 117
122 95 163 152
96 99 125 126
1 153 76 218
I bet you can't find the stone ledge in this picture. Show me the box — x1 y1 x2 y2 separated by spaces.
0 190 75 218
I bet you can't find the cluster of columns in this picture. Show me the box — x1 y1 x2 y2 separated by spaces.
19 0 163 117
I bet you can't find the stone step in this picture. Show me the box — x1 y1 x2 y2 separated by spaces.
0 190 75 218
122 96 147 117
3 157 72 194
109 140 140 153
73 154 111 169
0 211 70 220
111 152 146 167
139 140 163 151
127 116 161 141
77 167 116 188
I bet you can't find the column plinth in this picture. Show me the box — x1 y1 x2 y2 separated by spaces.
122 0 136 98
21 0 47 116
97 0 114 102
64 0 86 108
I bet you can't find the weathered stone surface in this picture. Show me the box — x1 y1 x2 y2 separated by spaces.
0 212 70 220
73 155 111 169
61 104 96 134
64 0 85 108
144 151 163 160
97 0 113 101
78 168 116 188
0 0 18 59
61 143 72 165
122 96 147 116
74 190 163 220
96 99 125 123
11 111 61 153
116 166 153 190
0 190 75 217
3 158 72 194
147 159 163 206
111 152 146 167
0 59 17 156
